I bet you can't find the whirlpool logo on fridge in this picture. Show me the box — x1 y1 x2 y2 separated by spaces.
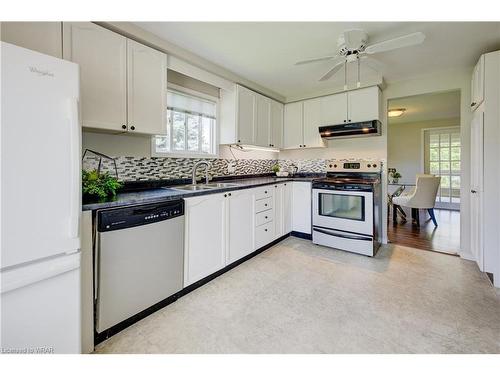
28 66 54 77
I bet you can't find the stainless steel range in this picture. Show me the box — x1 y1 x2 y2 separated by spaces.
312 160 383 256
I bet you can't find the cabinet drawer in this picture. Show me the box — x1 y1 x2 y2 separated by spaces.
255 222 275 249
256 209 273 226
255 197 272 213
254 186 273 201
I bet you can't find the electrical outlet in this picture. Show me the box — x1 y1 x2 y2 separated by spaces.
227 161 236 174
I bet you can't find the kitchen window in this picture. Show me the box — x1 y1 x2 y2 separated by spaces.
152 87 217 157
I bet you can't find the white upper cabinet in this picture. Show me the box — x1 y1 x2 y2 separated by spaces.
347 86 381 123
63 22 167 135
283 101 303 149
63 22 127 132
220 84 283 148
270 100 284 149
1 22 62 58
255 94 271 147
303 97 325 148
284 100 325 149
236 85 256 144
471 55 485 111
320 92 348 126
127 39 167 135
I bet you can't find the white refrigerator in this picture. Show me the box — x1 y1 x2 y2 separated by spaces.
0 42 81 353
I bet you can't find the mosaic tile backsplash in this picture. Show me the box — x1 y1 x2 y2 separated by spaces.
83 156 328 182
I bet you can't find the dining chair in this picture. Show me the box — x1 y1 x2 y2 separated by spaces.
392 175 441 227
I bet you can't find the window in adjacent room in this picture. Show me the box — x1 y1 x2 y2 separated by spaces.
153 87 217 157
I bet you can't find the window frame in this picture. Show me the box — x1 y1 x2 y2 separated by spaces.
151 83 219 158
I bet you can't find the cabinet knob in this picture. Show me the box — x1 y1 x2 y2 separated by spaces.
471 102 476 107
238 140 241 143
303 145 306 147
265 203 268 207
130 125 136 131
264 229 268 232
265 191 267 194
265 216 268 219
224 194 227 197
348 119 351 122
471 189 477 194
121 124 127 130
343 120 347 123
228 193 232 196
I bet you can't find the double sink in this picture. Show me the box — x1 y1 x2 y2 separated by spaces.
168 182 241 192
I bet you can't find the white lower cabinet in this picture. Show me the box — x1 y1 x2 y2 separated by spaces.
292 182 312 234
184 193 227 287
184 183 295 287
227 189 255 264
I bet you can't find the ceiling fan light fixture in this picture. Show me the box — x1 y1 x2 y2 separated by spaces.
388 108 406 118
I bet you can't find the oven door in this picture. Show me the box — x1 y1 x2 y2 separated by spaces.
312 188 373 235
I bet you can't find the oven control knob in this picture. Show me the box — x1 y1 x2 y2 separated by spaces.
373 164 377 168
367 164 371 168
329 164 332 168
333 164 337 168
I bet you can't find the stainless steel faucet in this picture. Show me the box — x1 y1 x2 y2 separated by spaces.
191 160 211 185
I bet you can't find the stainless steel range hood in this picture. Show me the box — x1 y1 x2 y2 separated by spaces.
319 120 381 139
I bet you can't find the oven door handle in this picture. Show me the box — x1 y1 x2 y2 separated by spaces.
313 227 372 241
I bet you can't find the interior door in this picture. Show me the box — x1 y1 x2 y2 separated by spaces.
236 85 256 144
63 22 127 131
255 95 271 147
127 39 167 135
470 109 484 269
303 98 324 148
283 101 303 149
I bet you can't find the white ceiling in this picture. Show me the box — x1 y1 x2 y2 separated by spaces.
388 90 460 124
135 22 500 100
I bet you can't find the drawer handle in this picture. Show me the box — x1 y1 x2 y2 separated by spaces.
264 229 268 232
265 216 268 219
265 191 268 194
265 204 268 207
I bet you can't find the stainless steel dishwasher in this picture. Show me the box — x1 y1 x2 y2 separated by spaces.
95 200 184 333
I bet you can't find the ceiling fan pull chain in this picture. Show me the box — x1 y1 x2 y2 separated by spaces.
357 55 361 88
343 60 348 91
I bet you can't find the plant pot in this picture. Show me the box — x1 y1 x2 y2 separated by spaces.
392 178 399 184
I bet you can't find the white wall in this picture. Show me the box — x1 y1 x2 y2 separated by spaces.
387 117 460 184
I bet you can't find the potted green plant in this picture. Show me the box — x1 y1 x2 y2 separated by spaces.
272 163 288 177
391 171 402 184
82 169 123 201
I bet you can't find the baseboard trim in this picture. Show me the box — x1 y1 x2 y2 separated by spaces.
94 232 291 346
291 231 312 240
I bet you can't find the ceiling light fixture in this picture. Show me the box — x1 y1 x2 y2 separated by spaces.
388 108 406 118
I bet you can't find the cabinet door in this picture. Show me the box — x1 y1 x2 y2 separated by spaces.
320 92 348 125
303 98 325 148
347 86 380 123
273 184 284 239
270 100 283 149
184 194 227 286
236 85 256 144
255 95 271 147
283 182 293 234
227 189 255 264
1 22 62 58
127 39 167 135
292 182 311 234
283 101 303 149
63 22 127 131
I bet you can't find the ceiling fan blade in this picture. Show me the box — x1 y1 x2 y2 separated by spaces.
295 55 338 65
365 32 425 55
319 60 345 82
360 56 385 72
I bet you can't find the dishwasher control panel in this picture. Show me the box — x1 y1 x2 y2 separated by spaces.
98 200 184 232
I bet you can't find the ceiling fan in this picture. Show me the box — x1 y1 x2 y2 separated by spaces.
295 29 426 88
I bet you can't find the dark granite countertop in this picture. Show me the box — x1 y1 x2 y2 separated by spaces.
82 174 323 211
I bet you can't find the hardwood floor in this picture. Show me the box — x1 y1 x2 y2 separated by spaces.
388 208 460 255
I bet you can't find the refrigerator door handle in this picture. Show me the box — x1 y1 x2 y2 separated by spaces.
68 98 80 240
